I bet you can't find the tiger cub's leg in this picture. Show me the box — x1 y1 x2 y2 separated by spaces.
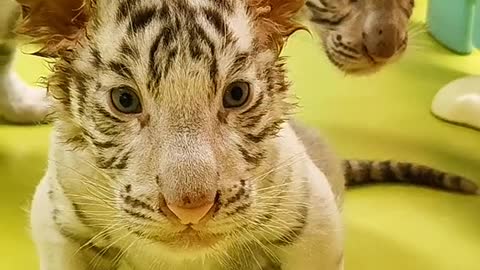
0 0 48 124
276 166 344 270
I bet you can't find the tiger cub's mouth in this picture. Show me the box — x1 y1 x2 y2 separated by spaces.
135 226 227 251
170 228 223 249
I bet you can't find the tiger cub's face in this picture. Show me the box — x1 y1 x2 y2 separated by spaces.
307 0 414 74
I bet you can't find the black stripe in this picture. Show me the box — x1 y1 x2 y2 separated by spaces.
325 49 344 68
229 53 249 76
208 0 233 13
191 22 216 57
420 167 435 186
123 195 156 212
65 135 87 150
74 78 88 116
318 0 334 8
93 122 119 137
311 10 351 27
241 91 264 115
222 185 246 208
81 127 95 140
71 202 89 223
189 39 203 61
210 57 218 91
242 112 267 129
163 47 178 79
333 40 360 55
90 47 103 68
95 103 126 124
161 27 174 48
128 7 158 34
158 3 171 19
189 22 218 90
379 160 398 182
177 0 197 19
57 76 72 109
123 208 154 221
245 119 285 143
237 144 264 165
226 202 251 216
434 172 447 188
331 47 358 60
120 41 140 60
361 161 373 183
108 61 134 79
148 27 174 90
149 32 163 87
116 0 139 22
202 8 226 36
98 155 118 169
221 31 237 50
398 162 413 181
448 176 463 191
305 1 330 13
217 111 227 124
92 140 118 149
115 152 130 169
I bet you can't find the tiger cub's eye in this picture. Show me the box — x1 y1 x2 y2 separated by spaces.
110 86 142 114
223 82 251 109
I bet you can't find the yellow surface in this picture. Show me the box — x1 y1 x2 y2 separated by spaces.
1 1 479 269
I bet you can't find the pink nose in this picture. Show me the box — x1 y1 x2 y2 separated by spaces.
167 202 214 224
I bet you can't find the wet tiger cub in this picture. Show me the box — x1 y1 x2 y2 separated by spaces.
21 0 344 269
16 0 476 270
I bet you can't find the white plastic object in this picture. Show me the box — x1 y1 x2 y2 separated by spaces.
431 76 480 130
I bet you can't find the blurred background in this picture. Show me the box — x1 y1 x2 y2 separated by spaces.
1 0 479 269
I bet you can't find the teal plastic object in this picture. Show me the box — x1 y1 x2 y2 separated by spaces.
427 0 480 55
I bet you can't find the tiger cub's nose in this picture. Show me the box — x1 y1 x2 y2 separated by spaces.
167 202 215 225
363 23 399 61
165 193 218 225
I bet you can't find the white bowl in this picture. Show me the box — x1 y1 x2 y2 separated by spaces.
431 76 480 130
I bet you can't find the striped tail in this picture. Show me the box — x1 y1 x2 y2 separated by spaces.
342 160 479 195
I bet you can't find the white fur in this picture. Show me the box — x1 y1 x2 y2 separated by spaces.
0 68 49 124
0 0 49 124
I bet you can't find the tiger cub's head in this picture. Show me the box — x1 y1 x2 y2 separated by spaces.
305 0 414 74
17 0 307 259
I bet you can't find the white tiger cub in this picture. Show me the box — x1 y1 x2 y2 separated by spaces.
21 0 343 269
16 0 477 270
0 0 48 124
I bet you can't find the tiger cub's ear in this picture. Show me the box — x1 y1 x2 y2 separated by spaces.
248 0 306 54
15 0 96 58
